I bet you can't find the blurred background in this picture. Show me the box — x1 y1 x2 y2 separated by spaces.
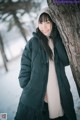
0 0 47 69
0 0 80 120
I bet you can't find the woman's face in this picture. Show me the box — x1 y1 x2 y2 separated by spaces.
38 20 52 37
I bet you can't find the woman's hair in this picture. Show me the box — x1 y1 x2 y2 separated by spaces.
37 13 56 60
38 13 53 23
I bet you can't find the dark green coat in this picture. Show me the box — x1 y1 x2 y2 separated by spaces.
18 32 77 120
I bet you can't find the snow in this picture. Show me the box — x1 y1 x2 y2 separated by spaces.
0 57 22 120
0 57 80 120
65 66 80 120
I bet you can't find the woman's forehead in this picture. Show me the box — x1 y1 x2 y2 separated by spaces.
39 13 52 22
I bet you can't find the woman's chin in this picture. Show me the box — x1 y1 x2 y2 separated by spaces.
43 33 50 37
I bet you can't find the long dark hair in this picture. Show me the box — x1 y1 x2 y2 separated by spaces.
36 13 57 60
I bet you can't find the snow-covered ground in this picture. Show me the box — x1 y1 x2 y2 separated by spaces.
0 56 80 120
0 57 22 120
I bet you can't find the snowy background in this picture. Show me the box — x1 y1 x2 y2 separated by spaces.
0 1 80 120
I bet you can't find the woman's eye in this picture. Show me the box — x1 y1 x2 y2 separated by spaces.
39 22 43 24
46 21 50 23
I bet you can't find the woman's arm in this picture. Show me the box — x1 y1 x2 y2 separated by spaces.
18 40 32 88
55 36 69 66
55 37 80 97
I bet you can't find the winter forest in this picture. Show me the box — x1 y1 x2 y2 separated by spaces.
0 0 80 120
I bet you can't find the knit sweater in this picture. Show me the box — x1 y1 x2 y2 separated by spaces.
44 38 64 119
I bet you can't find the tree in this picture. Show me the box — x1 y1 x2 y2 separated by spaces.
0 0 41 71
0 33 8 72
47 0 80 96
0 0 41 42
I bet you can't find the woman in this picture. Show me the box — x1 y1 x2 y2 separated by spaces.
14 7 78 120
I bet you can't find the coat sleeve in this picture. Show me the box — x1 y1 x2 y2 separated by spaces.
55 37 80 97
18 40 32 88
55 37 69 66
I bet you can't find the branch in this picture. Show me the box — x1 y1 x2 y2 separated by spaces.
12 12 27 42
0 1 32 13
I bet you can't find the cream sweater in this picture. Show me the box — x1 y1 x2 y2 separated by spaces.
44 38 64 119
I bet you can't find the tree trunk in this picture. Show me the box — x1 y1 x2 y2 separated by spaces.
0 33 8 72
47 0 80 96
12 12 27 42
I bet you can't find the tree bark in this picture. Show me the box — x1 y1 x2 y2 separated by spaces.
47 0 80 96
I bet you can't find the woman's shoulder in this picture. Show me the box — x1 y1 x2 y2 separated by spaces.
25 35 40 52
29 35 39 44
